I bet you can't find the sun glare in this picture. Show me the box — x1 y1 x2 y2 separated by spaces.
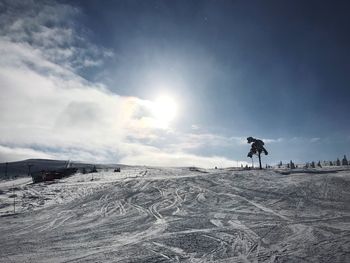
152 95 177 128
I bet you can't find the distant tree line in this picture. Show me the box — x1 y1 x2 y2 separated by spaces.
324 155 349 166
277 155 349 169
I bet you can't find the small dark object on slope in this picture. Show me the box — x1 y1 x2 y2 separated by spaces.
31 168 78 183
91 166 98 173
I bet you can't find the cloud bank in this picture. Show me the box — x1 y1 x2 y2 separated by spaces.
0 0 251 167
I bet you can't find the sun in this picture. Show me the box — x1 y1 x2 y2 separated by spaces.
152 95 177 128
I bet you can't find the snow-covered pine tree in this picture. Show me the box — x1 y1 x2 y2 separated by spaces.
336 158 341 166
311 161 315 168
290 160 295 169
342 155 348 165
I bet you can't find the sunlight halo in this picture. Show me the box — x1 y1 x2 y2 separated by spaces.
151 95 178 128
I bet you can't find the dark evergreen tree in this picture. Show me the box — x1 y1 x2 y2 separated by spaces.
311 161 315 168
278 161 282 168
290 160 295 169
329 161 333 166
336 158 341 166
317 161 322 168
246 137 268 169
342 155 348 166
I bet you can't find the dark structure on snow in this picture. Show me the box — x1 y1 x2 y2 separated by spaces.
247 137 268 170
31 161 77 183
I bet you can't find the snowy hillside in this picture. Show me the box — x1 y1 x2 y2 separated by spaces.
0 166 349 262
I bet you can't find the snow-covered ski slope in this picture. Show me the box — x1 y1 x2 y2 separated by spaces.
0 167 349 262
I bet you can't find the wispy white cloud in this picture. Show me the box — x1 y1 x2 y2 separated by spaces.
0 0 112 71
118 143 248 168
262 138 284 143
0 145 53 162
191 124 200 130
310 137 321 143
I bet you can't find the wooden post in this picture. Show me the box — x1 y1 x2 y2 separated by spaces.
5 162 8 178
27 164 33 176
9 184 17 214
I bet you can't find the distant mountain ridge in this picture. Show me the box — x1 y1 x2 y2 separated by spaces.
0 159 125 179
0 159 69 179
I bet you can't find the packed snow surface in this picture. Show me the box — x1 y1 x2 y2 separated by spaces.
0 167 349 262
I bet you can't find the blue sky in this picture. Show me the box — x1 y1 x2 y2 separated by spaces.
0 0 349 166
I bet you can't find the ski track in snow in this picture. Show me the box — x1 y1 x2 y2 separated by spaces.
0 167 350 262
